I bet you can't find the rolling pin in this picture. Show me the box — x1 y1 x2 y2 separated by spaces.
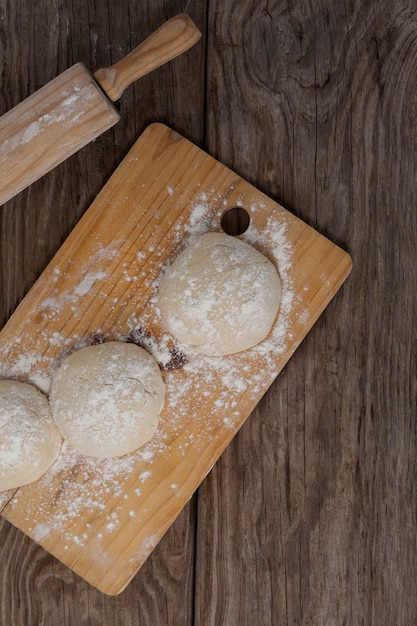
0 14 201 206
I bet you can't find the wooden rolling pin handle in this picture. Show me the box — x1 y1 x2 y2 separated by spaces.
94 14 201 102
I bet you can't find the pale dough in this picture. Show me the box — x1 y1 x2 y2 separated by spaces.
49 341 165 458
157 232 282 356
0 380 62 491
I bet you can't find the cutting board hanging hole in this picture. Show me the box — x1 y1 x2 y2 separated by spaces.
220 206 250 236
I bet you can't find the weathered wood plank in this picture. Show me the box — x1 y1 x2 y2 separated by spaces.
196 0 417 624
0 0 205 622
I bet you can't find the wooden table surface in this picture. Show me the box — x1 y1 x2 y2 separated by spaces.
0 1 415 624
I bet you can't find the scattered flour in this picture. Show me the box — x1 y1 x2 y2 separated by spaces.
73 270 107 297
0 185 301 568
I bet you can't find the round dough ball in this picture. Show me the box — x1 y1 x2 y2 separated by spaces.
0 380 62 491
157 232 281 356
49 342 165 458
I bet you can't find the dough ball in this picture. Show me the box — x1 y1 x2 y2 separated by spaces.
157 232 281 356
49 342 165 458
0 380 62 491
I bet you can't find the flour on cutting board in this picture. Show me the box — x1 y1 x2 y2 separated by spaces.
39 242 123 314
1 189 298 555
12 437 164 547
41 270 108 309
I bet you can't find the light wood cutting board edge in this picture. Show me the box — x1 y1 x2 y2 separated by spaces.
0 123 352 594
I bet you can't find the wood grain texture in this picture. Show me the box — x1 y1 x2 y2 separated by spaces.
0 122 351 595
0 13 201 205
0 0 204 623
94 13 201 102
198 1 417 625
0 0 416 624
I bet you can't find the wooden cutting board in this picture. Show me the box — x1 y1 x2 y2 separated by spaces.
0 123 352 595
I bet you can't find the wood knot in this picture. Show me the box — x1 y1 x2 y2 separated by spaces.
246 9 305 93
